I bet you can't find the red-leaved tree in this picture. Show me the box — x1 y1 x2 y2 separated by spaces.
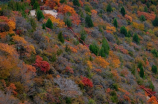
81 76 93 88
34 55 50 73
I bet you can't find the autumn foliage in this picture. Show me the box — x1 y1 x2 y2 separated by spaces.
58 4 76 15
81 76 93 88
137 11 156 20
44 14 65 27
34 55 50 73
94 56 109 68
45 0 60 9
125 14 132 22
70 14 81 25
0 16 15 38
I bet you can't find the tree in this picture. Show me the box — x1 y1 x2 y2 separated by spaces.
36 9 44 21
152 16 158 26
58 32 64 43
121 7 126 16
31 0 36 6
133 33 140 44
60 0 67 3
144 6 148 12
139 67 144 78
113 18 118 28
70 14 81 25
89 43 99 55
65 18 72 27
85 15 93 27
73 0 80 6
120 26 127 36
81 77 93 88
140 15 146 22
34 55 50 73
99 47 106 57
46 18 53 29
33 1 39 9
102 38 110 56
80 30 86 42
152 65 157 74
106 3 112 12
29 18 37 30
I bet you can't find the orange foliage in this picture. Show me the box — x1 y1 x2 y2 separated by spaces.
69 46 78 53
106 88 111 93
91 9 97 16
137 11 156 20
8 83 17 95
125 14 132 22
58 4 76 15
111 70 120 81
79 0 84 7
87 61 93 69
8 20 16 33
148 96 158 104
45 0 60 9
44 14 65 27
108 51 121 68
25 64 36 73
94 56 109 68
12 35 28 45
0 16 15 38
94 69 102 73
118 88 130 95
0 43 18 57
106 25 116 33
70 14 81 25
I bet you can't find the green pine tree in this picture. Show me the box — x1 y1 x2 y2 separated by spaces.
99 47 106 57
31 0 36 6
139 67 144 78
140 15 146 22
152 65 157 74
42 24 46 29
89 43 99 56
102 38 110 56
85 15 94 27
33 1 39 9
121 7 126 16
46 18 53 29
65 18 72 27
144 6 148 12
113 18 118 28
120 26 127 36
58 32 64 43
133 33 140 44
106 3 112 12
152 16 158 26
36 9 44 21
73 0 80 6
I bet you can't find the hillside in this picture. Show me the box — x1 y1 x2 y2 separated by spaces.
0 0 158 103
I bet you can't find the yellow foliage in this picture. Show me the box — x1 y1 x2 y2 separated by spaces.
44 14 65 27
12 35 28 45
0 43 18 57
132 22 144 31
87 61 93 69
94 56 109 68
106 26 116 33
8 20 16 33
108 51 121 68
146 42 153 51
